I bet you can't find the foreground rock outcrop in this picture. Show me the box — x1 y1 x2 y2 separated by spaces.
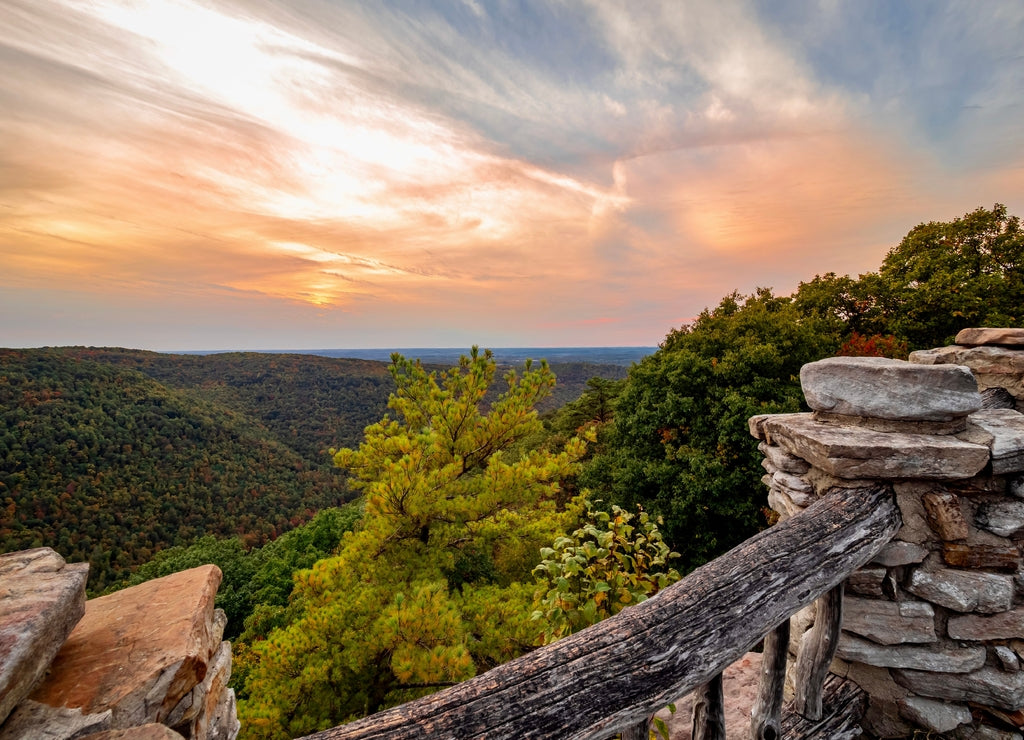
0 557 238 740
754 329 1024 739
0 548 89 726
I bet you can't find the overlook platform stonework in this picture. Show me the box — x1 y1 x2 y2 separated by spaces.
754 329 1024 739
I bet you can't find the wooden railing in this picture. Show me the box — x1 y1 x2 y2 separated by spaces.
302 485 901 740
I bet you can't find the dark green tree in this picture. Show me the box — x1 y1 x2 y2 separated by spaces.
585 290 837 570
870 203 1023 348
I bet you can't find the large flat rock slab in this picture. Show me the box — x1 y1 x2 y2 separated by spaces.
842 597 936 645
956 328 1024 347
911 345 1024 404
837 633 985 672
760 413 990 479
894 666 1024 711
0 548 89 725
28 565 222 730
800 356 981 422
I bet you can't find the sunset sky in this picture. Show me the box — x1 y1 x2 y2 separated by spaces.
2 1 1023 350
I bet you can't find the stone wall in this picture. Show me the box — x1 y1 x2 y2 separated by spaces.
752 328 1024 739
0 551 239 740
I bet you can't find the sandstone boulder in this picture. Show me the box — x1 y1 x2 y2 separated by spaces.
801 356 981 422
0 700 111 740
761 414 990 480
81 724 186 740
208 688 239 740
0 548 89 725
27 565 222 731
956 328 1024 347
167 641 231 740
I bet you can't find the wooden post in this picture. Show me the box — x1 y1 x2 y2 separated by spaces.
750 618 790 740
781 673 867 739
793 583 844 720
619 714 652 740
692 672 725 740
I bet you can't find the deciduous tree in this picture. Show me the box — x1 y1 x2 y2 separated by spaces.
584 290 835 571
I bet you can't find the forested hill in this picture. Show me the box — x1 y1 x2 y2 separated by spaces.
0 347 627 591
0 350 350 590
54 348 396 464
41 348 627 460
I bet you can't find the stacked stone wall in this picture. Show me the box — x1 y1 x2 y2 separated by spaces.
752 328 1024 739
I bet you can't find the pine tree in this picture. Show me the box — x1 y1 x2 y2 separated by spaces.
238 349 586 739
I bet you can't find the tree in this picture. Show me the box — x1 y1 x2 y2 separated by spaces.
532 502 680 643
870 203 1024 349
584 290 836 571
238 349 586 739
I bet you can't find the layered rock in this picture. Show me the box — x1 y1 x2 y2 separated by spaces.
0 548 89 725
956 328 1024 347
82 725 187 740
0 562 237 740
759 412 989 479
753 329 1024 738
912 341 1024 411
800 356 982 422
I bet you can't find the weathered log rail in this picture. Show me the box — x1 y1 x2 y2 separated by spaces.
303 485 900 740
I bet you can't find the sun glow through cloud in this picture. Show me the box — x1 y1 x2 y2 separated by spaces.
1 0 1023 348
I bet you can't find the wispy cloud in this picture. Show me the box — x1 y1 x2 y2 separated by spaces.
1 0 1022 348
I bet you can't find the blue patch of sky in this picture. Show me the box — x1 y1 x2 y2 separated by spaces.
753 1 1020 163
408 0 618 88
364 1 630 173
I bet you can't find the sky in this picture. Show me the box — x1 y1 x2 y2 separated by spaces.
2 1 1023 350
